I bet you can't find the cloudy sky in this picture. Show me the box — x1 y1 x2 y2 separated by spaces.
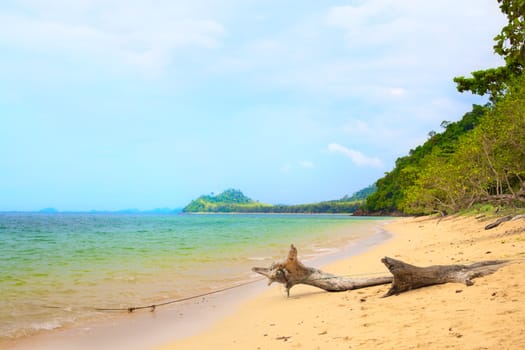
0 0 506 211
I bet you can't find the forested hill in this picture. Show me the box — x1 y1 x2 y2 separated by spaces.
183 189 270 213
365 0 525 216
365 104 488 214
366 81 524 215
182 188 373 213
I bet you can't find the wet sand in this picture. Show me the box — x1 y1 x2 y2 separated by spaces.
6 220 392 350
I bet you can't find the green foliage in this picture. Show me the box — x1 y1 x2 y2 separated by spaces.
365 2 525 215
270 200 362 214
454 66 514 102
365 105 487 214
372 76 525 215
201 189 255 205
182 189 273 213
341 184 377 201
494 0 525 66
454 0 524 101
183 186 377 214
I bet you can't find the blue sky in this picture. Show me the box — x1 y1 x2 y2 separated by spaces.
0 0 506 211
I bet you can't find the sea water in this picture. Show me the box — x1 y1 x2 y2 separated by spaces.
0 213 388 342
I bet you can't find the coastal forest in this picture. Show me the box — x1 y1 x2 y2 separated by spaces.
183 188 374 214
185 1 524 216
365 0 525 215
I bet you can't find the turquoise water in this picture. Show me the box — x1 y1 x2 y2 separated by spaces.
0 213 387 341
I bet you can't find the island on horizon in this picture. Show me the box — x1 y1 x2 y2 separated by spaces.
182 187 376 214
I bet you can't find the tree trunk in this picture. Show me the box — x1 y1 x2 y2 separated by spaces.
381 257 508 297
252 244 392 297
252 245 509 298
484 215 513 229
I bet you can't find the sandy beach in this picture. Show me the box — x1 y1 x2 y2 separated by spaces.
158 215 525 350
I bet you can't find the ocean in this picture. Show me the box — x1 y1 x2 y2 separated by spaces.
0 213 389 343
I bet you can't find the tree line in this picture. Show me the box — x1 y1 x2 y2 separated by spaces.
182 187 375 214
365 0 525 215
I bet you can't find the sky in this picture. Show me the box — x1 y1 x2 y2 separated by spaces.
0 0 507 211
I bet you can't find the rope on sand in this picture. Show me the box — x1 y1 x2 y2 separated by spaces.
39 259 525 313
37 272 385 313
95 272 386 313
94 278 265 313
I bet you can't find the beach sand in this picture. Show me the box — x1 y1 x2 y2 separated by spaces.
157 215 525 350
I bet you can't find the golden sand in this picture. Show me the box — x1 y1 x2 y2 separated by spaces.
157 215 525 350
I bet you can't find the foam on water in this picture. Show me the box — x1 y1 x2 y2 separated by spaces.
29 321 62 332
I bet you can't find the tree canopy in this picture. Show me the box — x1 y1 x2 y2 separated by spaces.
183 188 373 214
367 0 525 215
453 0 524 101
368 75 525 215
404 76 525 214
365 105 488 214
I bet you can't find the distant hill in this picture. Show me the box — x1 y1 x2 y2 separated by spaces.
31 208 183 214
341 184 377 202
38 207 59 213
183 187 376 214
183 189 273 213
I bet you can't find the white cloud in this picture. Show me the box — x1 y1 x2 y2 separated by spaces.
0 0 513 210
388 87 406 97
340 117 432 157
281 163 292 174
328 143 383 168
280 160 315 174
0 2 226 75
299 160 315 169
247 39 282 53
261 0 505 104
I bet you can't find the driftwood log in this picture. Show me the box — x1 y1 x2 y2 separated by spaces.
484 214 525 230
381 257 508 296
252 244 392 297
484 215 513 230
252 245 509 297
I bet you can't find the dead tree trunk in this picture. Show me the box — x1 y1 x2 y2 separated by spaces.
484 215 513 230
252 244 392 297
252 245 510 298
381 257 509 297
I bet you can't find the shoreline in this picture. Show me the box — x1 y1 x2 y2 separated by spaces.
5 218 393 350
158 215 525 350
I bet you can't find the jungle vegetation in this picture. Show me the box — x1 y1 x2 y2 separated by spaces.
182 188 374 214
366 0 525 215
